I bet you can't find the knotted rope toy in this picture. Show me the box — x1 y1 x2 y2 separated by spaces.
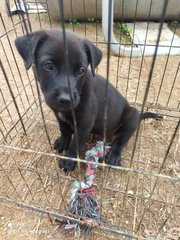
57 141 111 237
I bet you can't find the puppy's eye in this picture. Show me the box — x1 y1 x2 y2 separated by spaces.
77 67 85 76
43 61 54 71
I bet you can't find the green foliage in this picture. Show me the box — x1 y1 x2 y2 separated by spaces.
68 17 101 25
117 23 132 36
114 22 134 46
87 17 95 22
170 20 180 27
68 18 80 25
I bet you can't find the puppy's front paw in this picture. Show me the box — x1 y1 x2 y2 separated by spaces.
106 152 122 167
54 136 66 153
58 155 77 172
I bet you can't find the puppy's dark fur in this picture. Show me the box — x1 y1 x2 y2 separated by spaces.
15 29 162 171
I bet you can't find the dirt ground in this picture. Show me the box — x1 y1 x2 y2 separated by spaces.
0 1 180 240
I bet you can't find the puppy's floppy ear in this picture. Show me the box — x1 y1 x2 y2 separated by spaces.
84 39 102 77
15 31 48 70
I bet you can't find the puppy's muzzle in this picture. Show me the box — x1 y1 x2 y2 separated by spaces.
56 91 80 111
57 93 71 105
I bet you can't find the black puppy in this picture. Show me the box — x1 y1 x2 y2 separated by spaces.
15 29 162 171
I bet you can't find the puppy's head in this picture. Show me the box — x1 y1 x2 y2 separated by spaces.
15 29 102 111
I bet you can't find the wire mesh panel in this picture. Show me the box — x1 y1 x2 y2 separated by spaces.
0 0 180 239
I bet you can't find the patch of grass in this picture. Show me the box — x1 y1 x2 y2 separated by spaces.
167 20 180 37
116 23 132 37
68 18 81 25
114 22 133 46
87 17 95 23
68 17 101 25
87 17 101 23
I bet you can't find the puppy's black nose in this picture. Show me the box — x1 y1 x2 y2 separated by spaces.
57 94 71 104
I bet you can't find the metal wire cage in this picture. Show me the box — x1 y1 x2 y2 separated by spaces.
0 0 180 239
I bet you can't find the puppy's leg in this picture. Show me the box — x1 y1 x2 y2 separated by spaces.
107 107 140 166
59 123 93 172
54 120 72 154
